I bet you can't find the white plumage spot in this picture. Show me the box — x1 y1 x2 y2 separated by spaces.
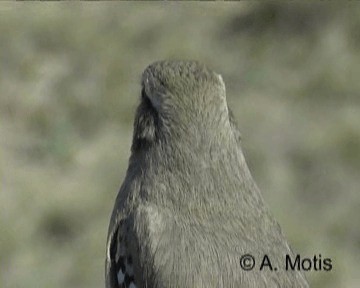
129 283 137 288
117 269 125 284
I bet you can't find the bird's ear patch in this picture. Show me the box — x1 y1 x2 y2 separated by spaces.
132 91 159 152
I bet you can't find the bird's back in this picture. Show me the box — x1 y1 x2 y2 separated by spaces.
105 60 309 288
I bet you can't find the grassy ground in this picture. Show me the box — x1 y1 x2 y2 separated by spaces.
1 3 359 287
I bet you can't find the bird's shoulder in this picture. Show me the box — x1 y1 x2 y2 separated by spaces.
105 204 172 288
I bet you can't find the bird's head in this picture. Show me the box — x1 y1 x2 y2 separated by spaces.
132 60 233 153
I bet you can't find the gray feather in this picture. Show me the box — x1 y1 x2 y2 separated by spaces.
105 60 309 288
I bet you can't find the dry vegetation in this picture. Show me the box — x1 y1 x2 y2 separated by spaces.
1 3 359 288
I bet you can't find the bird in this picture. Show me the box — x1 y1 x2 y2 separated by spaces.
105 60 309 288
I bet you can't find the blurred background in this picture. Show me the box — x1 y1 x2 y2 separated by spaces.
1 2 359 288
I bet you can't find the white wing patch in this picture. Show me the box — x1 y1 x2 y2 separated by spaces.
114 220 137 288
